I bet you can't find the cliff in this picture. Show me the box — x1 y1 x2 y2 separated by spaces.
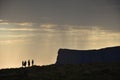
56 46 120 64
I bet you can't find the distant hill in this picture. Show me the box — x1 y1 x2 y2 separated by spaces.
56 46 120 64
0 63 120 80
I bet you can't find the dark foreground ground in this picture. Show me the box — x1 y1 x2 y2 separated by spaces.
0 63 120 80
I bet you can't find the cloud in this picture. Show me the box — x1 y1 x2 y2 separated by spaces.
0 20 36 31
0 20 120 33
17 22 33 26
0 20 33 26
0 0 119 26
39 23 119 33
0 20 9 24
0 0 119 33
0 19 4 22
0 34 37 38
40 24 57 29
0 28 37 31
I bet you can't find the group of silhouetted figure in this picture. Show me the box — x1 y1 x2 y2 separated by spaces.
22 59 34 67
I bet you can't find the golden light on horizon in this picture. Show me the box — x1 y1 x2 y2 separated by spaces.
0 21 120 68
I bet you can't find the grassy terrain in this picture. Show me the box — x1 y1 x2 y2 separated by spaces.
0 63 120 80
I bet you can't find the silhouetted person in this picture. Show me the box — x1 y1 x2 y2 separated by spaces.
32 59 34 66
24 61 27 67
28 60 30 67
22 61 27 67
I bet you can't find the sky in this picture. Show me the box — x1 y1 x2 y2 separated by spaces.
0 0 120 68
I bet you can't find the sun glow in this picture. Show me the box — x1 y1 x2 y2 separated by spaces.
0 21 120 68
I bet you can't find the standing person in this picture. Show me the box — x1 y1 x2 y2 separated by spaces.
28 60 30 67
32 59 34 66
24 61 27 67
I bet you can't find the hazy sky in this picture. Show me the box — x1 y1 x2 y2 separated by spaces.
0 0 120 68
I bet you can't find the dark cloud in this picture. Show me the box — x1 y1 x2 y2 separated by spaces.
0 0 119 32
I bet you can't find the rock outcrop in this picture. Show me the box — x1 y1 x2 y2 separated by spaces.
56 46 120 64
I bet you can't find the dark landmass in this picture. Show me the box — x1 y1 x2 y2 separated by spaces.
0 63 120 80
56 46 120 64
0 46 120 80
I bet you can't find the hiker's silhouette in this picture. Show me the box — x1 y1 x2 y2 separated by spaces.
28 60 30 67
22 61 27 67
32 59 34 66
24 61 27 67
22 59 35 67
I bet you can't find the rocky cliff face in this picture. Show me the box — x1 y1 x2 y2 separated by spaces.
56 46 120 64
